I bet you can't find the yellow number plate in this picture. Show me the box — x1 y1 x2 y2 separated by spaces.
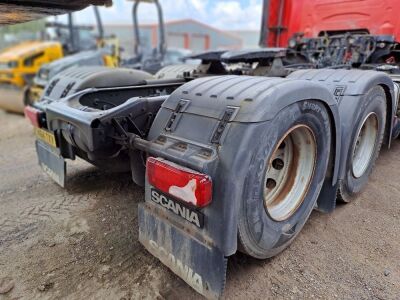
35 127 57 148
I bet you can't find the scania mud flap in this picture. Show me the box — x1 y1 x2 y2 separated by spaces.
138 203 227 299
35 140 66 187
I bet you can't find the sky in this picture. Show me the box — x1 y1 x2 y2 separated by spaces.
73 0 263 31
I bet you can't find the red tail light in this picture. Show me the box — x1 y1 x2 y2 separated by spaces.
147 157 212 208
24 106 41 128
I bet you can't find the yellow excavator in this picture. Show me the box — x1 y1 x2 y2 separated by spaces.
0 40 63 112
0 6 118 113
25 36 120 107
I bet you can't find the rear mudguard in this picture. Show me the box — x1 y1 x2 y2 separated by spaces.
288 69 395 211
138 75 340 298
43 66 153 101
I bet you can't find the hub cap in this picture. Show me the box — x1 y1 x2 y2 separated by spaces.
264 125 317 222
352 113 378 178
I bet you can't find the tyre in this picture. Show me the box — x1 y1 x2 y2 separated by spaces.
238 100 332 259
337 86 386 202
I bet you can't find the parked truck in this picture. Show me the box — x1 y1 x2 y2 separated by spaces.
23 0 400 298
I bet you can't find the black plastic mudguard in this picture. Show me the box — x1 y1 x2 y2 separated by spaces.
288 69 395 147
43 67 152 101
138 75 340 298
288 69 395 212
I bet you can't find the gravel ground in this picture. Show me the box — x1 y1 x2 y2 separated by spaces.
0 110 399 300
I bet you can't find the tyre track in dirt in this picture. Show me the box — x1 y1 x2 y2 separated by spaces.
0 176 93 247
0 110 399 300
0 112 167 299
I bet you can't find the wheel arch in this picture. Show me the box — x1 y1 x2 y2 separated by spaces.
268 85 342 194
288 69 395 212
146 75 342 256
315 100 342 213
44 66 153 101
275 93 341 215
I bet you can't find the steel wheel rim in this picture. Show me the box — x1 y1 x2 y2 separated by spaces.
264 125 317 222
352 112 378 178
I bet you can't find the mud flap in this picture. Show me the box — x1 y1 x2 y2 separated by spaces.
35 140 66 187
138 203 227 299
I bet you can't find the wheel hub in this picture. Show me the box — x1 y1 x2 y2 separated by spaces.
264 125 317 222
352 113 378 178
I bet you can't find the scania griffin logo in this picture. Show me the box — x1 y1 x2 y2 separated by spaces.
333 85 346 103
150 189 204 228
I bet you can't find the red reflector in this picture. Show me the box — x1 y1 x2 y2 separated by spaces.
24 106 41 128
147 157 212 208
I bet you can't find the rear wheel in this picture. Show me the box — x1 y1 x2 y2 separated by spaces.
264 125 317 221
338 86 386 202
238 100 331 259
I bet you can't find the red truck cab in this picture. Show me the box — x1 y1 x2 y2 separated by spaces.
261 0 400 47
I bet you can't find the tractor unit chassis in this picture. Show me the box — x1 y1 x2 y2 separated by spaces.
26 45 400 299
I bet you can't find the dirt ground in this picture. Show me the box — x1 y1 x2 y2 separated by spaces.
0 110 399 300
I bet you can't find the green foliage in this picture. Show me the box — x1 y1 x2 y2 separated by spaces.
0 19 45 35
0 19 46 50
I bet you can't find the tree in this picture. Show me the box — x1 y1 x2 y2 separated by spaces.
0 19 46 50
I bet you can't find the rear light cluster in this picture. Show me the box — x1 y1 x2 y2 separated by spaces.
24 106 41 128
147 157 212 208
